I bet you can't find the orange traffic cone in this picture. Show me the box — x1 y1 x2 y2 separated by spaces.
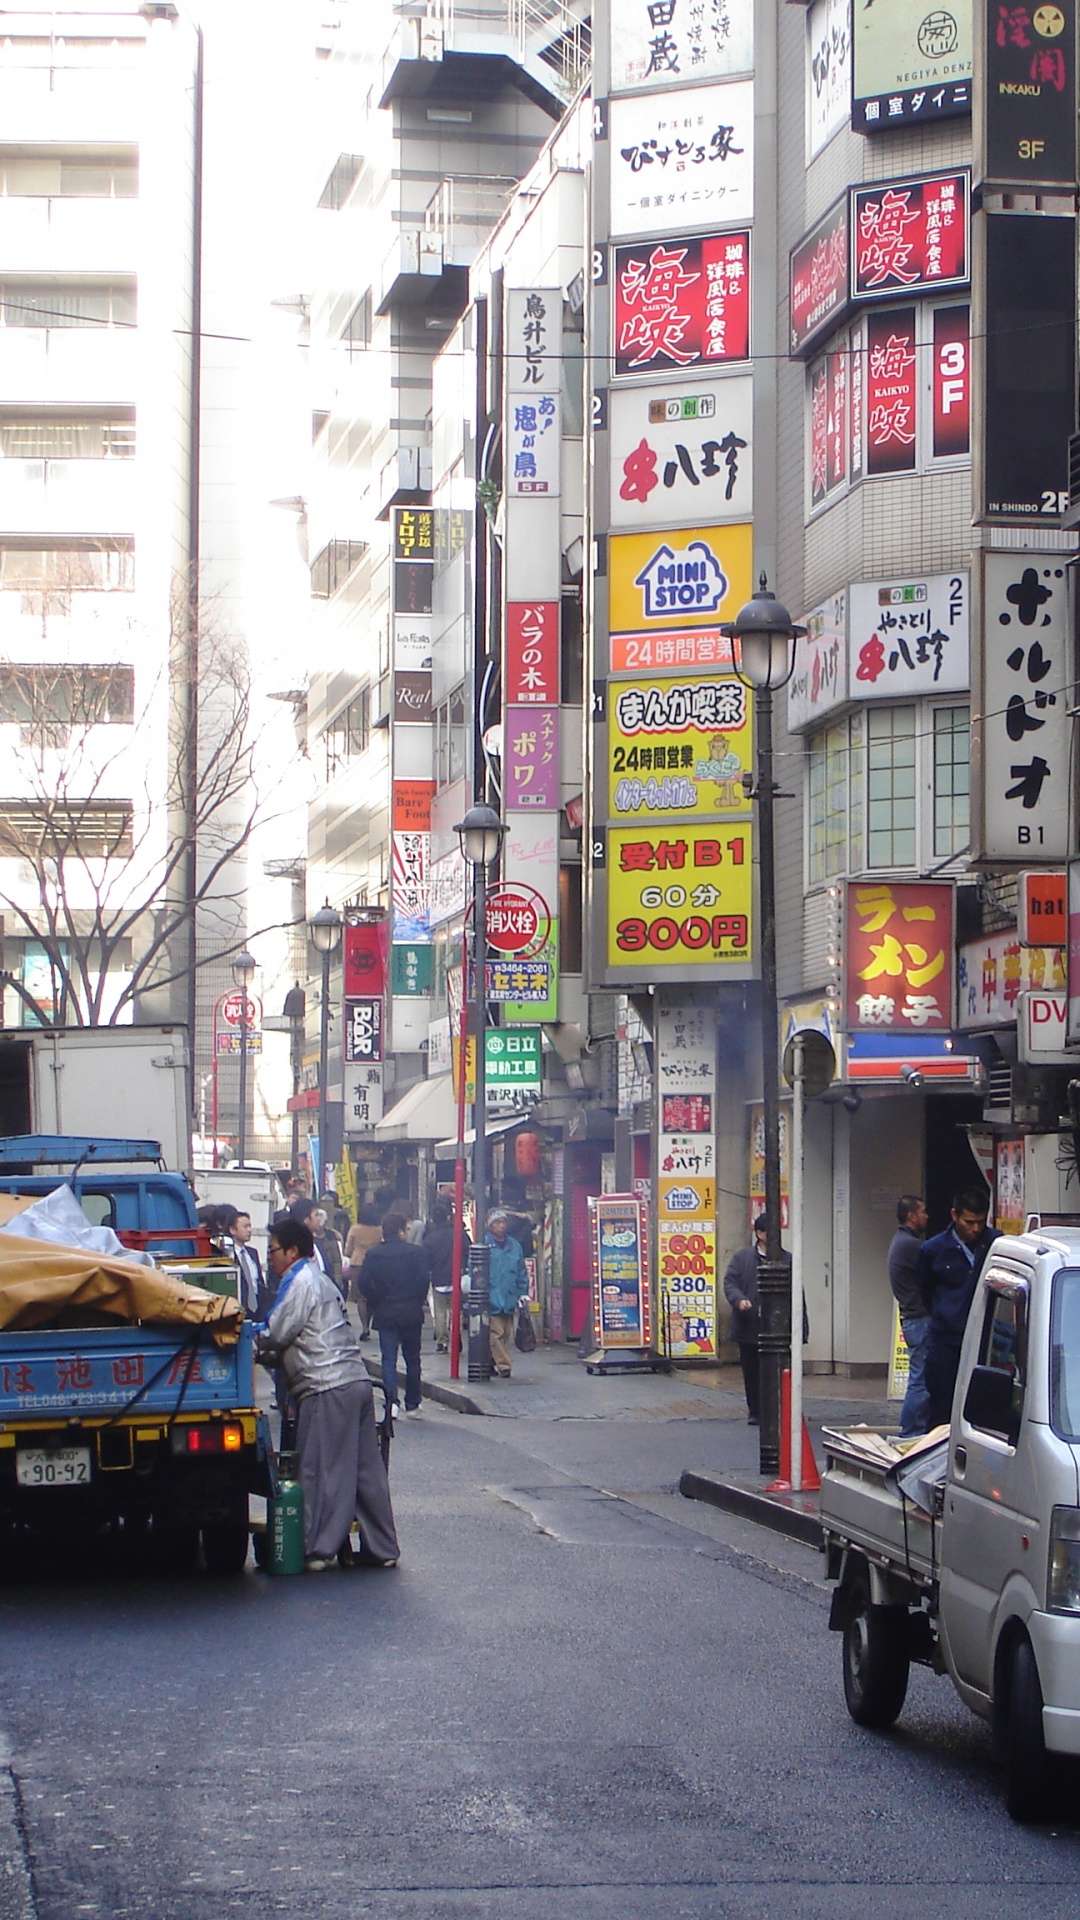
766 1368 821 1493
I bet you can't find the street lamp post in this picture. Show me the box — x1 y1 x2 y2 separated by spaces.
722 577 806 1479
309 903 342 1197
283 983 306 1178
232 949 256 1168
454 804 505 1383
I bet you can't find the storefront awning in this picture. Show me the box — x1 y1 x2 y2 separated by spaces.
434 1111 535 1157
373 1074 458 1143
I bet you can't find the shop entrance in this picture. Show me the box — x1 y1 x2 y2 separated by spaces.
924 1094 986 1235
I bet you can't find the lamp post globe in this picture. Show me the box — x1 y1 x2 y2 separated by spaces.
454 803 505 869
309 901 342 954
722 575 806 693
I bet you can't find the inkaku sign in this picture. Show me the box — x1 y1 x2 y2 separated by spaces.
980 0 1077 191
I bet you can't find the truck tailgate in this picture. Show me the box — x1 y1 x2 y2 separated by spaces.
0 1322 255 1420
821 1429 938 1586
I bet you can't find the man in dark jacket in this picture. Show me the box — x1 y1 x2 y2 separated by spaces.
918 1184 997 1429
358 1214 431 1417
888 1194 929 1436
423 1199 470 1351
723 1214 792 1425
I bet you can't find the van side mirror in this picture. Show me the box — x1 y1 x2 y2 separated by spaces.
963 1364 1021 1444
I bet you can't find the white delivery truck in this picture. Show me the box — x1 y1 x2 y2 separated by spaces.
0 1026 190 1171
821 1226 1080 1822
194 1163 284 1264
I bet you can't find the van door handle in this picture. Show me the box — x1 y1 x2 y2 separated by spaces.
954 1445 967 1473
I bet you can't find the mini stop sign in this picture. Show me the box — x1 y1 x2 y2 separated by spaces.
485 885 548 958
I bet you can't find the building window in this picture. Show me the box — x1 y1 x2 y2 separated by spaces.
341 292 371 354
324 688 370 779
435 685 468 789
0 409 134 458
0 799 133 860
0 541 134 594
933 704 970 859
867 706 916 869
806 700 968 882
0 664 134 729
318 154 364 210
0 279 136 328
309 539 366 598
0 146 137 197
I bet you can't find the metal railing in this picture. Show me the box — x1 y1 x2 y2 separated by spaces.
408 0 591 99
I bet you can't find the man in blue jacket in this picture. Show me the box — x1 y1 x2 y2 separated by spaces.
486 1210 528 1378
918 1185 997 1429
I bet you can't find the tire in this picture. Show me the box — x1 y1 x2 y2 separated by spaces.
1005 1637 1053 1824
841 1573 910 1729
151 1516 200 1576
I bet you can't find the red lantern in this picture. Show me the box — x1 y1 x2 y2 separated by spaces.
515 1132 540 1178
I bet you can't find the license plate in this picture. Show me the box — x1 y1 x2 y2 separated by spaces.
15 1447 91 1488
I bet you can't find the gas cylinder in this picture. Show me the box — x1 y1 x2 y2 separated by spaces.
268 1475 304 1575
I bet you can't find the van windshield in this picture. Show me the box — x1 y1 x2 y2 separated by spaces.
1050 1270 1080 1439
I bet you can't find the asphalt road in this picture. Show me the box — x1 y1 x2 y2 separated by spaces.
3 1399 1080 1919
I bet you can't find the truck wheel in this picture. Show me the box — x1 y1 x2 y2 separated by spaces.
841 1575 910 1729
202 1497 251 1576
1005 1638 1053 1823
151 1517 200 1576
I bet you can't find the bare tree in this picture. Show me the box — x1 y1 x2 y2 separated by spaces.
0 568 293 1026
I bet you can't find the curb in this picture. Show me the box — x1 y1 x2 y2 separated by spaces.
362 1352 485 1417
679 1468 823 1548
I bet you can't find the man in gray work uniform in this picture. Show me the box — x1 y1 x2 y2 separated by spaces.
888 1193 929 1436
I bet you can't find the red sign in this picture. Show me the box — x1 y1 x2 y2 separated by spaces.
505 602 558 705
826 345 848 493
220 992 258 1029
392 780 434 831
932 305 970 458
343 920 386 997
1019 870 1066 947
865 308 917 477
613 231 750 378
485 884 549 957
845 881 955 1032
810 359 828 508
789 198 848 357
851 173 969 300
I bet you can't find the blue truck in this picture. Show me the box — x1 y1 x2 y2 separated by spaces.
0 1137 273 1573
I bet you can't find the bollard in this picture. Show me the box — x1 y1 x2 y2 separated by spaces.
269 1475 305 1575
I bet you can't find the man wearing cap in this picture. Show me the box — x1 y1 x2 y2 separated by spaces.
486 1210 528 1378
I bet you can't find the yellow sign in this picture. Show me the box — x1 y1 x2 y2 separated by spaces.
887 1301 909 1403
608 675 752 821
657 1174 717 1220
609 523 752 636
748 1099 790 1231
607 822 753 969
452 1035 477 1105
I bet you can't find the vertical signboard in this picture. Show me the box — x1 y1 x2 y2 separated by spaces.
974 553 1071 860
845 881 956 1033
979 0 1077 190
1068 861 1080 1043
654 994 718 1359
787 590 847 733
609 0 753 91
606 83 756 238
977 213 1075 522
589 1195 652 1353
865 308 917 476
808 0 852 156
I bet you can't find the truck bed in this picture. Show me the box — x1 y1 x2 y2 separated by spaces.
820 1427 941 1592
0 1321 255 1420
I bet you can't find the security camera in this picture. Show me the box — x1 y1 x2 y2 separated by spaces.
900 1064 923 1089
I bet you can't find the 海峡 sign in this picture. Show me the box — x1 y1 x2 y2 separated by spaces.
851 172 969 299
789 197 849 358
613 231 750 377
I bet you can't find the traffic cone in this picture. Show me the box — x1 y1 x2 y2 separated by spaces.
766 1368 821 1493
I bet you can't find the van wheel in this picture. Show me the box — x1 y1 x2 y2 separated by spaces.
841 1571 910 1729
1005 1637 1053 1823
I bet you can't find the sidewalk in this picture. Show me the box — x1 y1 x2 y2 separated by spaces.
362 1334 895 1544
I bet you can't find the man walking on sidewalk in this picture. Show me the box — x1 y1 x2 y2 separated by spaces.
723 1214 791 1426
486 1210 527 1378
888 1194 930 1436
358 1214 431 1417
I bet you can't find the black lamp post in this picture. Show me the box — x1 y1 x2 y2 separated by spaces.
232 948 256 1167
283 982 306 1178
309 902 342 1195
454 803 505 1383
722 577 806 1478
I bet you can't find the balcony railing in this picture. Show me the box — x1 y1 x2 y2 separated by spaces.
422 176 519 265
386 0 590 105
